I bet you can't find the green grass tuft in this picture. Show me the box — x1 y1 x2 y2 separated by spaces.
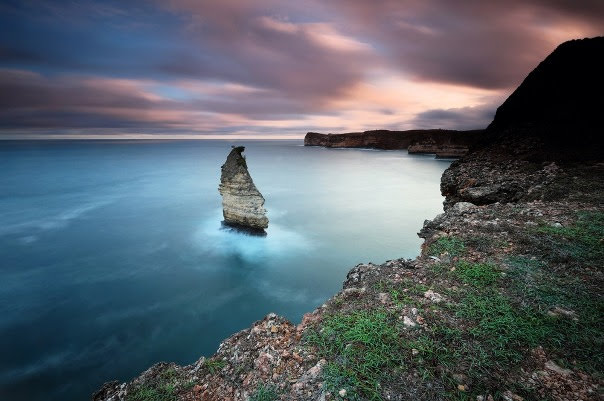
305 310 405 400
249 384 279 401
204 358 227 374
126 368 178 401
537 211 604 264
428 237 466 257
454 261 500 287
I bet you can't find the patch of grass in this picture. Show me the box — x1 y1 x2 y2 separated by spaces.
506 255 563 308
428 237 466 257
429 262 451 275
305 310 405 400
454 261 500 287
457 291 551 363
204 358 226 374
126 368 178 401
182 380 196 391
389 288 416 307
505 255 604 373
321 362 361 401
249 384 279 401
537 211 604 264
465 236 492 252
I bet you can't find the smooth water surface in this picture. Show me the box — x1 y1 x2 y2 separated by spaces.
0 140 451 400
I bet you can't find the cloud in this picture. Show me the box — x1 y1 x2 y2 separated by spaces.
157 2 374 102
322 0 604 89
1 0 602 137
410 104 498 130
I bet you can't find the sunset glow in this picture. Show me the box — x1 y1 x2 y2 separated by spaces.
1 0 602 138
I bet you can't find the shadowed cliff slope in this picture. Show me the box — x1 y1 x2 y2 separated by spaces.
443 36 604 207
479 36 604 160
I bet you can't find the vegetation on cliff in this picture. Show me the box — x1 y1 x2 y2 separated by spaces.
94 37 603 401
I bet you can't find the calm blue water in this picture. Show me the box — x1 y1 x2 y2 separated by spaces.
0 140 450 401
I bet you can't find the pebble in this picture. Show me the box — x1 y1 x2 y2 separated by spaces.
338 388 347 397
403 316 416 327
423 290 444 303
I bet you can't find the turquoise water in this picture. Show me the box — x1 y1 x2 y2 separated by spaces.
0 140 451 400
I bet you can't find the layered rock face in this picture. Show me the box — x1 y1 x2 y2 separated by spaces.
218 146 268 231
304 129 483 157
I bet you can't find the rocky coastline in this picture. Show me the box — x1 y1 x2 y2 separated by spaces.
94 37 603 401
304 129 483 158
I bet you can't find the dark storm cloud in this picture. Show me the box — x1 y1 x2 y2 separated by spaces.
0 0 602 136
0 69 178 129
410 104 498 130
0 68 334 132
323 0 604 89
157 1 372 100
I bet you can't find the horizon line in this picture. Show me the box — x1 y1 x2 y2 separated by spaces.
0 134 306 141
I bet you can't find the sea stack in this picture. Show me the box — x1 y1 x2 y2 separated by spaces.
218 146 269 232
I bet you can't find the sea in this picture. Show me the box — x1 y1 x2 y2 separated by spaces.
0 139 451 401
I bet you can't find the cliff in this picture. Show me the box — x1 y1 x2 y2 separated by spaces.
218 146 268 232
442 36 604 208
93 38 603 401
486 37 604 156
304 129 483 157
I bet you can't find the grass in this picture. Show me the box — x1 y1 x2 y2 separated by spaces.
305 309 405 400
249 384 280 401
304 210 604 399
505 255 604 373
457 291 550 363
389 288 417 307
536 211 604 264
126 368 178 401
464 235 492 252
453 261 500 287
204 358 227 374
428 237 466 257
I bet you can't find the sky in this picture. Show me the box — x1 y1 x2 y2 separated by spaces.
1 0 602 139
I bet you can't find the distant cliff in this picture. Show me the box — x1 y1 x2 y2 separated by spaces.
304 129 483 157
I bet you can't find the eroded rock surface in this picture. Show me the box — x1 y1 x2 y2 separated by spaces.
218 146 268 231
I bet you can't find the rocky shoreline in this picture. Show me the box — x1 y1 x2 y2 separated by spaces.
93 155 603 401
304 129 483 158
93 37 603 401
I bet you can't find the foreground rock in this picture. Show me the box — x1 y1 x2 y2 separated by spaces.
218 146 268 232
304 129 482 157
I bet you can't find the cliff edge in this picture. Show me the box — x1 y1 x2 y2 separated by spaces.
93 38 603 401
